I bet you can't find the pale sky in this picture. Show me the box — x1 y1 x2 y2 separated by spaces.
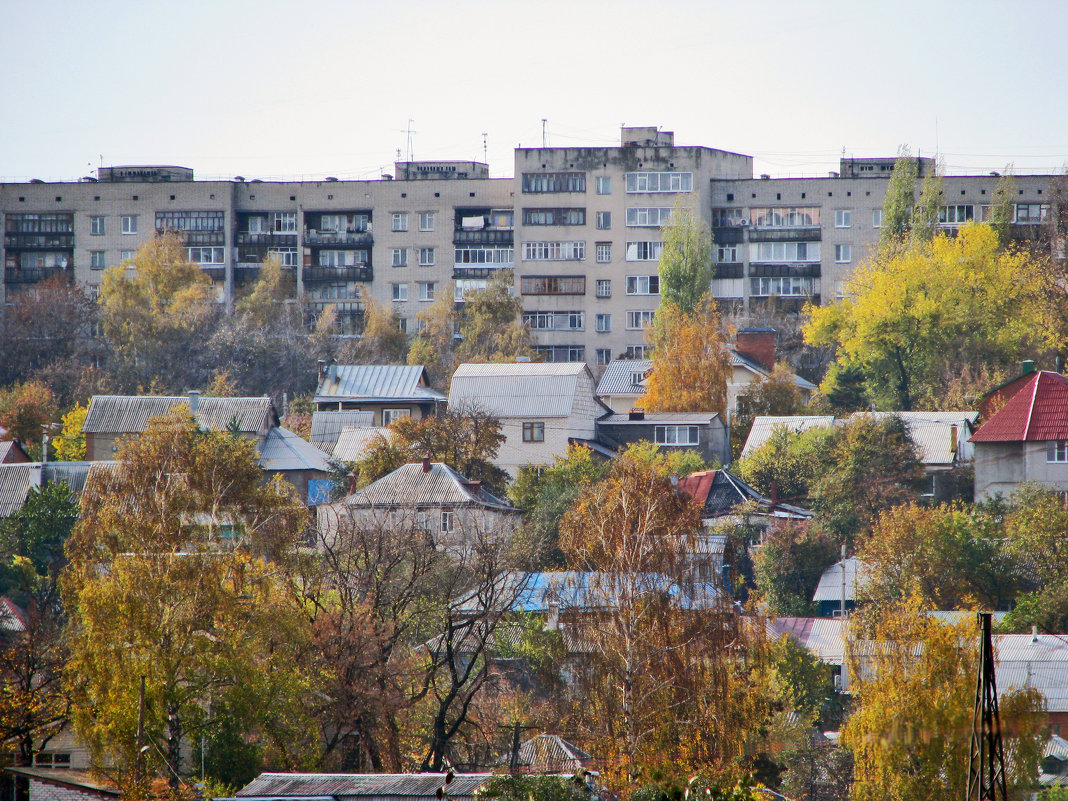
3 0 1067 183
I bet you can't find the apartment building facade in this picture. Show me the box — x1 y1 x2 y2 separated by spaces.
1 127 1057 368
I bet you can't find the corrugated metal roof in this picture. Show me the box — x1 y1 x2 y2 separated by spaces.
767 617 845 665
310 411 375 450
596 359 652 396
972 371 1068 442
812 557 866 602
257 428 333 473
449 362 591 418
0 463 34 517
599 412 718 425
42 462 97 495
314 365 445 404
678 469 811 520
741 416 836 458
341 462 516 511
0 596 27 632
332 426 394 462
83 396 276 435
236 773 492 799
502 735 593 773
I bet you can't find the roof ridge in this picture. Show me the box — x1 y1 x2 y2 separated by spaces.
1023 372 1042 440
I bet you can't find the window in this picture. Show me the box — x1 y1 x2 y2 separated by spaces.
392 248 408 267
188 246 225 264
268 247 298 267
440 510 455 533
454 278 488 301
625 241 664 261
119 250 134 262
533 345 585 362
121 215 137 234
596 242 611 263
1048 441 1068 463
596 348 612 366
834 244 852 263
520 275 585 295
454 246 514 266
596 211 612 230
655 425 700 446
626 275 660 295
397 317 408 334
625 172 693 193
90 216 105 235
320 249 367 267
624 345 648 359
872 209 883 228
750 207 821 228
382 409 411 425
626 207 673 227
716 245 739 263
90 251 105 269
596 176 612 195
596 313 611 332
522 208 586 226
835 209 853 228
248 216 266 233
319 214 341 232
1016 203 1050 224
419 282 436 301
522 241 585 261
155 211 224 232
392 283 408 302
750 276 818 297
392 212 408 231
419 247 435 266
273 212 297 232
939 205 974 225
523 311 584 330
522 422 545 442
419 211 435 231
596 279 611 298
749 242 821 262
626 310 656 330
521 172 586 193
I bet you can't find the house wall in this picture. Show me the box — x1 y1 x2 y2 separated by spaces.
318 503 521 551
312 400 434 426
596 419 729 465
975 440 1068 500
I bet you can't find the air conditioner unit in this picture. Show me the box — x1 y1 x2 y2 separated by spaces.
738 218 750 227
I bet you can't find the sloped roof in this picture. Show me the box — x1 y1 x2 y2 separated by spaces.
599 412 719 425
730 351 818 391
971 371 1068 442
678 469 811 520
235 773 492 799
310 410 375 450
812 557 866 603
0 440 30 464
741 416 836 458
0 596 27 632
482 571 722 614
767 617 845 665
332 426 395 462
994 633 1068 713
596 359 652 396
0 461 119 518
449 362 594 418
342 462 516 511
501 734 594 773
83 395 276 435
314 365 445 404
257 428 333 473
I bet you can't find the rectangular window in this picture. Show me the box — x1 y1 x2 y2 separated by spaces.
596 348 612 366
90 216 105 235
523 311 584 331
716 245 739 263
419 281 436 301
749 276 818 297
319 249 368 267
319 214 341 232
419 247 435 266
90 251 105 269
419 211 435 231
1015 203 1050 224
626 275 660 295
522 422 545 442
749 242 821 263
596 211 612 230
596 176 611 195
625 172 693 193
520 275 585 295
625 241 664 261
521 173 586 193
188 246 225 264
121 215 137 234
392 283 408 302
248 216 266 234
522 208 586 226
626 207 673 227
440 510 455 533
834 244 852 263
392 212 409 232
268 247 298 267
392 248 408 267
522 241 586 261
454 278 488 301
750 207 821 228
626 310 656 330
872 209 883 228
655 425 700 446
533 345 585 362
1048 441 1068 463
155 211 225 232
596 242 611 263
939 205 974 225
454 246 514 266
625 345 648 359
596 313 611 332
712 208 749 227
382 408 411 425
835 209 853 228
596 279 611 298
273 212 297 233
119 250 134 262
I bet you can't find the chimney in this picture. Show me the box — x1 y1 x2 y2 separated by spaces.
735 327 777 372
769 478 779 510
628 408 645 421
466 479 482 495
317 359 327 379
546 600 560 631
347 472 358 495
188 390 200 414
422 456 431 473
1032 625 1039 643
1021 359 1036 375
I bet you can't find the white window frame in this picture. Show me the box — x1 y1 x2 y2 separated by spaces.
626 275 660 295
419 211 435 231
1048 441 1068 463
596 211 612 230
392 283 408 302
418 281 436 301
119 250 134 262
595 279 611 298
595 348 612 366
626 310 656 330
273 212 297 233
392 212 409 232
188 246 225 265
382 408 411 425
625 172 693 193
596 313 611 333
419 247 435 266
596 176 611 195
625 345 648 359
121 215 137 235
596 242 611 263
834 209 853 228
626 207 673 227
90 250 105 269
625 241 664 261
90 216 105 236
268 248 298 267
440 510 455 533
391 248 408 267
247 216 266 234
834 244 852 263
716 245 739 263
319 214 341 232
872 209 883 228
654 425 700 446
521 241 586 261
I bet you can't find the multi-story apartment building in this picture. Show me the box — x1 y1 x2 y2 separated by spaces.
1 127 1057 370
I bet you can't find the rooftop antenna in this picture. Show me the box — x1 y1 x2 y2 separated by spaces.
542 118 547 148
396 148 402 162
482 132 488 164
405 119 416 163
966 611 1007 801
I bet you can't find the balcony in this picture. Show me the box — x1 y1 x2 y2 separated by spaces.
452 229 514 246
234 231 298 247
713 263 744 279
4 233 75 249
303 230 373 247
748 263 822 279
453 265 512 279
308 300 364 316
303 265 373 283
710 227 744 245
4 267 72 284
747 227 822 243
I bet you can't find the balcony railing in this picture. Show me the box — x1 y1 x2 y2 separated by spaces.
748 263 821 278
308 300 364 316
713 263 744 279
303 230 373 247
303 265 373 283
4 267 72 284
452 229 514 245
747 228 822 243
4 233 75 249
453 266 512 279
234 231 298 247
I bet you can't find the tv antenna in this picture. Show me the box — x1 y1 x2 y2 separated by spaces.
482 132 488 164
541 118 547 148
966 612 1007 801
405 119 417 162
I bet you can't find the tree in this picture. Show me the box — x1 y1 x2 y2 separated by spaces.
99 232 218 393
910 159 943 245
805 224 1053 410
455 272 535 364
753 521 839 617
407 290 457 391
1003 485 1068 632
481 774 592 801
990 167 1018 245
640 296 732 418
0 380 59 456
819 362 869 412
658 203 713 314
64 408 315 792
879 146 918 244
52 403 87 462
737 424 835 506
342 295 409 365
731 363 806 458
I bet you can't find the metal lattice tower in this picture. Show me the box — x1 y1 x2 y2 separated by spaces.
966 612 1007 801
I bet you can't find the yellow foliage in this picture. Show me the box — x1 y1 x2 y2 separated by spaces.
52 403 87 461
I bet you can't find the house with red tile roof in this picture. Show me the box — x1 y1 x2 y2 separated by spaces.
970 370 1068 500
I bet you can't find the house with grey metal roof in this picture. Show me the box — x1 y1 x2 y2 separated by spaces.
313 363 446 425
257 427 335 504
741 415 836 459
595 410 729 465
309 409 375 451
231 771 493 801
0 462 115 518
595 358 652 414
449 362 609 475
331 425 395 463
812 557 866 618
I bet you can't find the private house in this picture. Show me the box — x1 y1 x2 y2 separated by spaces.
595 359 653 415
0 441 30 464
677 468 812 529
309 409 374 452
330 425 395 463
1 768 119 801
317 459 521 551
449 362 609 475
499 735 598 775
0 461 110 518
313 363 445 424
812 557 865 618
595 410 730 466
970 369 1068 500
740 415 836 458
256 427 335 505
230 773 494 801
728 327 817 415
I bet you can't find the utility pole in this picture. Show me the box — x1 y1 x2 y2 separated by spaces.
966 612 1007 801
135 675 146 786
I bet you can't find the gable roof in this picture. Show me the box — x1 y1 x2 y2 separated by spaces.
812 557 866 603
0 596 27 632
501 734 595 774
314 365 445 404
310 410 375 450
83 395 276 435
0 462 119 518
596 359 652 396
0 440 31 464
730 351 818 391
342 462 516 511
741 415 836 458
332 426 395 462
235 773 492 800
767 617 845 665
971 371 1068 442
449 362 599 418
257 428 333 473
677 469 811 520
